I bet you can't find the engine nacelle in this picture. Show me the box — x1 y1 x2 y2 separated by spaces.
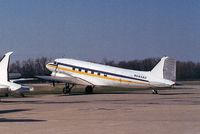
17 86 34 93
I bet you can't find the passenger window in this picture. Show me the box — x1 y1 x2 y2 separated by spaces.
97 72 100 75
85 70 88 73
104 74 107 77
91 71 94 74
78 68 81 72
72 67 75 70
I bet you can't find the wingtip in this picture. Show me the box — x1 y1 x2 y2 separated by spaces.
161 56 169 60
5 51 14 56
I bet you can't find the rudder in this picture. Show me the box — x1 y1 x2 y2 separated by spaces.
163 58 176 81
151 57 176 81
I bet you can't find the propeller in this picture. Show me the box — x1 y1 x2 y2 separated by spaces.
52 62 58 87
52 81 55 87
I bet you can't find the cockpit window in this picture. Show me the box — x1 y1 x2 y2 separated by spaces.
54 61 58 65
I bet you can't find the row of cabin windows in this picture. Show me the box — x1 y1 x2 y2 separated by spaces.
72 67 107 77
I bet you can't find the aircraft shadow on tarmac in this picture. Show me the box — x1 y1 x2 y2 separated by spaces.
58 90 197 96
57 91 154 96
158 92 197 95
0 118 46 123
0 100 90 104
0 98 130 105
0 109 31 114
0 109 46 123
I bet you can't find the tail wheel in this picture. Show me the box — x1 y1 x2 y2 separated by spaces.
85 86 94 94
152 89 159 94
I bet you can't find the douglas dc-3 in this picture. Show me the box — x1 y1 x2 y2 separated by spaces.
38 56 176 95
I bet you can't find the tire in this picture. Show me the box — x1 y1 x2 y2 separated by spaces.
20 93 25 97
63 87 70 94
152 90 158 94
85 86 93 94
5 93 9 97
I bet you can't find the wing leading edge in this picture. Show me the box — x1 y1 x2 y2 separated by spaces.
36 75 93 86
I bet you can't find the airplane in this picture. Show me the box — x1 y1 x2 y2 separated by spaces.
37 56 176 95
0 52 33 97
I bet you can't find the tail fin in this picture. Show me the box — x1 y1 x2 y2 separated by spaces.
150 57 176 81
0 52 13 82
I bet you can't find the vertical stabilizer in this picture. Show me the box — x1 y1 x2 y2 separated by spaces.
0 52 13 82
150 57 176 81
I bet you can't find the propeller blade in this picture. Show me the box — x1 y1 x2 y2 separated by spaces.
53 81 55 87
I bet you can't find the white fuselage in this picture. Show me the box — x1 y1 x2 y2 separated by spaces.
47 58 175 89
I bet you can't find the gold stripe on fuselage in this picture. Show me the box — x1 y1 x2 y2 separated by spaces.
47 64 148 85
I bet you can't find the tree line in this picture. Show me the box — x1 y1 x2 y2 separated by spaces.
10 57 51 78
9 57 200 81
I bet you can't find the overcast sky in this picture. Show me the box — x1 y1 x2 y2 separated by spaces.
0 0 200 62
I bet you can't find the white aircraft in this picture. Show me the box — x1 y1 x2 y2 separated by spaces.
0 52 33 97
38 56 176 95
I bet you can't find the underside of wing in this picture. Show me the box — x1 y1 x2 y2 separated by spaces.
0 84 9 89
36 75 92 86
10 78 37 83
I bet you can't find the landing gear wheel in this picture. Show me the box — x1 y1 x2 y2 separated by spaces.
21 93 25 97
63 87 70 94
62 83 74 95
152 89 159 94
85 86 94 94
5 93 9 97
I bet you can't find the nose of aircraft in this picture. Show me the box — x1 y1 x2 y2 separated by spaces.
46 62 55 72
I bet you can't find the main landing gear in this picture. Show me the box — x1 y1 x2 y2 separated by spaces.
63 84 95 95
20 93 25 97
152 89 159 94
5 93 9 97
63 83 74 95
85 86 94 94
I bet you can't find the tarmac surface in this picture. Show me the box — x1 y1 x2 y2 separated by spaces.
0 84 200 134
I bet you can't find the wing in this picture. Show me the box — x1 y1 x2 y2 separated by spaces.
9 73 22 79
0 84 9 89
36 75 92 86
10 78 37 83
